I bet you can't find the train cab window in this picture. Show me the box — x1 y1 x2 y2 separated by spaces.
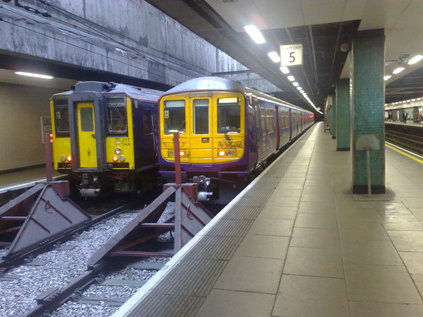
164 100 185 134
217 97 240 134
193 99 209 134
80 107 94 131
107 97 128 136
54 100 69 137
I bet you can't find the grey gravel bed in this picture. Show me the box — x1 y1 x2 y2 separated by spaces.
0 211 139 317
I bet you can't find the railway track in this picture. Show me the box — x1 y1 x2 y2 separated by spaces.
385 123 423 155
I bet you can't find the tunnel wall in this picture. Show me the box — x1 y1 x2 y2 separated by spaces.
0 84 57 172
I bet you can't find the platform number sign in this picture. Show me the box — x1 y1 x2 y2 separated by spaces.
280 44 303 67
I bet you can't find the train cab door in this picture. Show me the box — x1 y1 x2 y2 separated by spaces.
77 102 97 168
189 97 213 164
141 107 157 165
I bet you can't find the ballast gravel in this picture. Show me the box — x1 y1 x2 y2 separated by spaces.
0 211 140 317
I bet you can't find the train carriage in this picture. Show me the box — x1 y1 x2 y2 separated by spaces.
50 81 162 197
158 77 314 202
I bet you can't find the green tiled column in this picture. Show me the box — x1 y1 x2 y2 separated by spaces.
351 30 385 194
331 94 337 139
336 79 350 150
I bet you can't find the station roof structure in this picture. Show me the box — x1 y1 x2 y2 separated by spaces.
145 0 423 112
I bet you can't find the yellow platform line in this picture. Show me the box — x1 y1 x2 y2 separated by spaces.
385 144 423 164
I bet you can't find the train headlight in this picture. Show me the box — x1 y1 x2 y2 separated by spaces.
218 149 236 157
179 150 185 157
66 155 72 162
60 155 66 162
218 150 225 157
115 147 122 155
119 155 125 162
113 155 118 162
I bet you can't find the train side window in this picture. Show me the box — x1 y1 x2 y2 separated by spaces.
164 100 185 134
217 97 240 134
193 99 209 134
54 100 69 137
267 108 274 133
107 97 128 136
80 107 94 132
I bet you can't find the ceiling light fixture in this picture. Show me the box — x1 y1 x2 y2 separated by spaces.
287 75 295 81
392 67 405 74
243 24 266 44
408 55 423 65
280 66 290 74
267 51 280 63
15 71 53 79
293 82 299 87
384 75 392 81
296 86 302 90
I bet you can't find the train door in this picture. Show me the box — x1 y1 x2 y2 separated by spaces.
190 97 213 164
141 107 157 164
77 102 97 168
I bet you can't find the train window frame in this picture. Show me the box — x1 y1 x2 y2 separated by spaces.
193 99 209 135
217 97 241 134
53 99 70 137
164 99 186 135
106 97 128 136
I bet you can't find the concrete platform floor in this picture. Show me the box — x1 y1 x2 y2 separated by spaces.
115 122 423 317
0 166 60 193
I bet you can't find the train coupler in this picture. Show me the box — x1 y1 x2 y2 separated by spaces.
192 175 213 201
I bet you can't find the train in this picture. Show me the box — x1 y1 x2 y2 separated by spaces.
158 77 314 202
50 81 162 197
385 103 423 124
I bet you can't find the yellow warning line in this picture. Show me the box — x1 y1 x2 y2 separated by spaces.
385 144 423 164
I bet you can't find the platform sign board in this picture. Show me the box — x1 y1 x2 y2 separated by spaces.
280 44 303 66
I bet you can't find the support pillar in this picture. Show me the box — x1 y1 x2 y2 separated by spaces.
336 79 350 150
351 30 385 194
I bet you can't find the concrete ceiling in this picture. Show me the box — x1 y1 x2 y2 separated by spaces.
146 0 423 109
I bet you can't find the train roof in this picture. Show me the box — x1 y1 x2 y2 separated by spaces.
52 81 163 101
163 76 313 113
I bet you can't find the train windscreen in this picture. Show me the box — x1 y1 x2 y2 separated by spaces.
107 97 128 136
54 99 70 137
217 97 240 134
164 100 185 134
194 99 209 134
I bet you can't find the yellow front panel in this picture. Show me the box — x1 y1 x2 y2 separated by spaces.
160 92 245 164
105 97 135 169
77 102 97 168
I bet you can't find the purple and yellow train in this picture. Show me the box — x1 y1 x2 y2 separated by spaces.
158 77 314 201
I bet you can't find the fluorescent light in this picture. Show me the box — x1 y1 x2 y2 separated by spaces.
243 25 266 44
267 51 280 63
384 75 392 81
15 71 53 79
280 66 290 74
293 82 299 87
296 86 302 90
408 55 423 65
392 67 405 74
287 76 295 81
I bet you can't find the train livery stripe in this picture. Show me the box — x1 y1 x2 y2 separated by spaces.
385 143 423 164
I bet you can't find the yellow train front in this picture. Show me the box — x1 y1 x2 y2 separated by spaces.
158 77 314 202
50 81 162 197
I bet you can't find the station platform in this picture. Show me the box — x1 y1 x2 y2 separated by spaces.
114 122 423 317
386 121 423 128
0 166 60 194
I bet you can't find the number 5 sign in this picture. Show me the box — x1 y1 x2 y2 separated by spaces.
280 44 303 66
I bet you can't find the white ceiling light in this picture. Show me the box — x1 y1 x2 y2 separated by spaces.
287 75 295 81
293 82 299 87
392 67 405 74
408 55 423 65
15 71 53 79
243 25 266 44
296 86 302 90
384 75 392 81
280 66 290 74
267 51 280 63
